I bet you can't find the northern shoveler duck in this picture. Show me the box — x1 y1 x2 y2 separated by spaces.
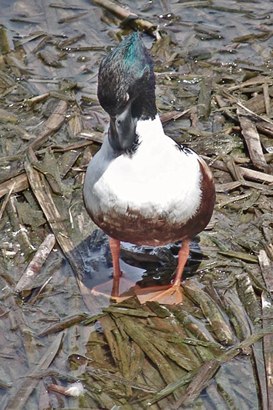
83 32 215 304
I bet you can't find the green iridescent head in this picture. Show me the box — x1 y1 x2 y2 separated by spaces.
98 32 156 120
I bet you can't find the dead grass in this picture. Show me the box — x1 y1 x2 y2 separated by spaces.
0 0 273 408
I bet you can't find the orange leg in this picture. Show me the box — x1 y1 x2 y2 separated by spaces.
173 238 190 286
109 237 122 297
92 238 190 304
135 239 191 304
90 237 136 301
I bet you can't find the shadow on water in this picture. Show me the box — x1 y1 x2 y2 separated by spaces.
0 0 272 407
70 229 205 298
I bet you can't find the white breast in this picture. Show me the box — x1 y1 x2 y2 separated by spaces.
84 115 202 225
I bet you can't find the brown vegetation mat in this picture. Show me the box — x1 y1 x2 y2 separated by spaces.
0 0 273 408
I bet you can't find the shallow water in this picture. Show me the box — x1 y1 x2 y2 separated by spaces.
1 0 272 96
0 1 272 409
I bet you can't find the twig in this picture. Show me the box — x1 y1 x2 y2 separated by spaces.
24 148 100 314
202 155 273 184
15 233 56 294
171 360 220 409
216 192 252 209
237 100 273 128
38 313 87 337
0 173 29 199
262 291 273 410
4 332 64 410
263 83 271 118
29 276 53 305
148 329 273 406
0 183 14 219
7 196 35 256
259 250 273 293
237 106 268 171
160 108 192 124
227 76 273 92
240 167 273 184
28 100 68 151
0 100 68 166
92 0 161 39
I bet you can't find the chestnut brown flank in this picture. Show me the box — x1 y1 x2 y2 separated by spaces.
87 159 215 246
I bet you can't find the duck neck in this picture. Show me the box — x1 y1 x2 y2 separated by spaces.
136 114 164 140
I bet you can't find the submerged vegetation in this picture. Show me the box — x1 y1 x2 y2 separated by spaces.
0 0 273 408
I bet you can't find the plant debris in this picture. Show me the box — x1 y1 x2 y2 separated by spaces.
0 0 273 408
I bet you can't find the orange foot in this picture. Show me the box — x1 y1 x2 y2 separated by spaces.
127 238 189 304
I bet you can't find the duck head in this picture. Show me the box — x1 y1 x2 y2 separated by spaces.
98 32 157 153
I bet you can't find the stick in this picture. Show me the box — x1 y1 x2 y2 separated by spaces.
0 173 28 199
259 250 273 293
24 148 100 314
202 155 273 184
4 332 64 410
172 360 220 409
28 100 68 151
237 106 268 171
0 183 14 219
262 291 273 410
7 196 35 256
15 233 56 293
92 0 160 39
